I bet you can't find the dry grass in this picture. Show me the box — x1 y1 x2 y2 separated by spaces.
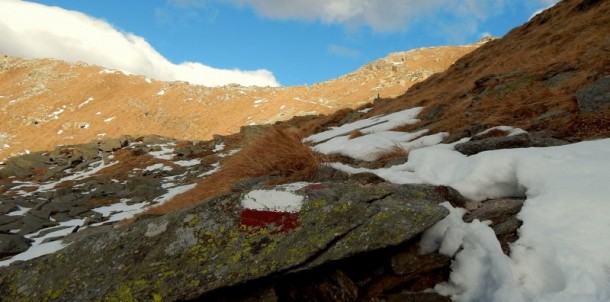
85 197 119 208
356 0 610 141
146 127 324 215
367 145 409 169
349 130 365 139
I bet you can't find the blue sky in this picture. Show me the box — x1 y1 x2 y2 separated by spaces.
0 0 558 87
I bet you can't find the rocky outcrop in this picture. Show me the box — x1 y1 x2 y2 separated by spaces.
0 181 449 301
454 133 568 156
576 76 610 113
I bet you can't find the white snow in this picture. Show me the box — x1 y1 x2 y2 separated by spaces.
99 68 134 76
144 163 173 172
212 142 225 153
0 218 85 267
6 206 31 216
306 107 422 143
328 131 610 301
358 107 373 113
46 106 66 120
314 130 447 161
242 190 304 213
149 144 175 160
92 199 148 224
152 183 197 205
174 159 201 167
477 126 527 137
104 116 115 122
11 159 116 195
156 89 165 96
145 78 152 84
241 182 309 213
78 97 93 108
254 98 268 104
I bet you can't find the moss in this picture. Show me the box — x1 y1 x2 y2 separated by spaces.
152 293 163 302
105 285 136 302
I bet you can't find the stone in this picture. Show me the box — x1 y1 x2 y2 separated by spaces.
0 181 448 301
386 293 451 302
98 138 125 152
0 234 32 258
278 269 358 302
455 133 567 156
0 215 20 226
463 198 525 224
0 153 52 178
18 214 58 235
73 143 99 161
576 76 610 112
0 203 17 215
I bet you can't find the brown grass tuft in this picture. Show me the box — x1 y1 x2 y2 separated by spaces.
146 127 324 215
366 145 409 169
349 130 365 139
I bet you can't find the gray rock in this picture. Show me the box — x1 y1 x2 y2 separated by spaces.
576 76 610 113
18 214 58 235
455 133 568 156
0 215 20 226
0 203 17 215
0 234 32 258
386 293 451 302
98 138 126 152
464 198 524 224
0 153 51 178
73 143 99 161
0 181 448 301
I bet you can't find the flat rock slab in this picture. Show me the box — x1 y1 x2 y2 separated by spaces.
0 181 448 302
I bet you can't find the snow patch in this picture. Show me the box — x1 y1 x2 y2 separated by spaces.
306 107 423 143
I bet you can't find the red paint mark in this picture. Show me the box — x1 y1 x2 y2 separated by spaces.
240 209 300 234
303 183 326 191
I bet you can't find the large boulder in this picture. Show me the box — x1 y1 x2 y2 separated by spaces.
576 76 610 113
0 234 32 259
455 133 567 156
0 181 448 301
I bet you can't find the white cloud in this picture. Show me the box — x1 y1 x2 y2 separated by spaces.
529 0 560 20
327 44 360 58
0 0 279 87
220 0 556 32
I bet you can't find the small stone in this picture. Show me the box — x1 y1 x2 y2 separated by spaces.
0 234 32 258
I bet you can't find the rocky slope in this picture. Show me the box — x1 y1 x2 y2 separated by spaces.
1 0 609 301
0 44 479 161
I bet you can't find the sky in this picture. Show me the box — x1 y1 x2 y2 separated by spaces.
0 0 559 87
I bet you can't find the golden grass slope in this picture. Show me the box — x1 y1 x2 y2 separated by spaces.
0 44 479 161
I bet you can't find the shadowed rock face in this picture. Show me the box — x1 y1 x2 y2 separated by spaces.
0 181 448 301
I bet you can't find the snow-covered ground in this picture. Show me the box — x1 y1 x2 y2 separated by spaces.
309 108 610 302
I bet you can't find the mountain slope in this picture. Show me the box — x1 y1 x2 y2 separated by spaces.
0 44 479 161
348 0 610 140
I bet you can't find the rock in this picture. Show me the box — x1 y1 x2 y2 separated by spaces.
463 198 525 224
18 214 58 235
98 138 125 152
0 181 448 301
0 215 20 227
0 203 17 215
576 76 610 113
386 292 451 302
73 143 99 161
442 124 487 144
278 269 358 302
0 234 32 258
421 104 447 121
455 133 568 156
0 153 51 178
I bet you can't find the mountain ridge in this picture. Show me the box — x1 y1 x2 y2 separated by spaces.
0 43 480 162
